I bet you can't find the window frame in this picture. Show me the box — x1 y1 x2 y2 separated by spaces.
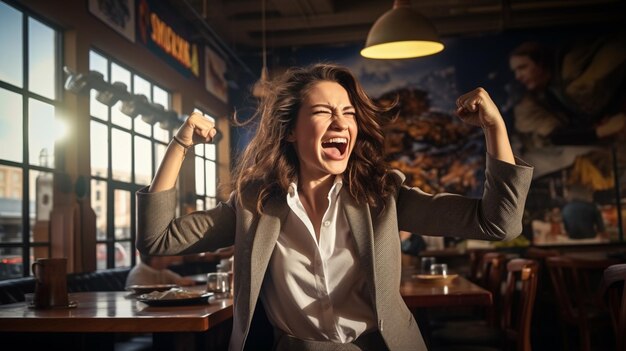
89 48 172 270
0 0 62 279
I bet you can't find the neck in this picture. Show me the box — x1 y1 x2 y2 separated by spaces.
297 174 335 240
298 175 334 208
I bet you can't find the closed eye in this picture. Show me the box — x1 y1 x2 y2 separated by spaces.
313 110 332 115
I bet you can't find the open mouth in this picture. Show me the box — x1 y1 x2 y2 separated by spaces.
322 137 348 159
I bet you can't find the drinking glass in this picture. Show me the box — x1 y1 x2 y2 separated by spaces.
206 272 230 298
430 263 448 277
420 257 436 273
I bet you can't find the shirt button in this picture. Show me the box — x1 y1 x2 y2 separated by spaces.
323 220 331 227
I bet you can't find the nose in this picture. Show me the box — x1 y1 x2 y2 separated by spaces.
330 113 349 130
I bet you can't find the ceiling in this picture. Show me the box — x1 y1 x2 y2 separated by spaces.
173 0 625 49
166 0 625 77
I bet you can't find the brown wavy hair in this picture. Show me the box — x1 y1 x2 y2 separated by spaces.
233 63 399 214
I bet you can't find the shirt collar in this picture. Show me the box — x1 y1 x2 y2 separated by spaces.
288 175 344 199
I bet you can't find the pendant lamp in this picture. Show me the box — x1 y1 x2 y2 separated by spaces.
252 0 269 98
361 0 444 59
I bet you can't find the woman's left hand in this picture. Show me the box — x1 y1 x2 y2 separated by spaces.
455 88 504 130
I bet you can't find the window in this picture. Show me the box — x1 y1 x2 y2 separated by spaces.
89 50 172 270
0 1 60 280
193 110 218 211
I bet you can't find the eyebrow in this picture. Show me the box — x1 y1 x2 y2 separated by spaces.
310 104 355 111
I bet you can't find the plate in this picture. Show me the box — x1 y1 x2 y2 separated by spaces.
127 284 178 295
413 274 458 284
137 290 213 306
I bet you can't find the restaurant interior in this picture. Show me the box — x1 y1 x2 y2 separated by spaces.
0 0 625 350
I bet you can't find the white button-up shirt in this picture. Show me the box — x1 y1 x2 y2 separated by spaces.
260 177 376 342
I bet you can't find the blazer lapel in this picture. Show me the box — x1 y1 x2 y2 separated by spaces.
248 196 289 314
341 189 377 299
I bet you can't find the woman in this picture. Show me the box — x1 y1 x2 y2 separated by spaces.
137 63 533 350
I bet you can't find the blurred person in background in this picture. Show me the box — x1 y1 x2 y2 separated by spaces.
562 184 607 240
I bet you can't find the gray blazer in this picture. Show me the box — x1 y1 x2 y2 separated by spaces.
136 155 533 351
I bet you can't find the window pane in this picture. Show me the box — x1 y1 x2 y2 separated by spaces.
153 85 170 142
134 135 152 185
0 88 23 162
194 144 204 157
111 63 131 128
96 243 107 270
90 89 108 121
112 101 131 129
133 75 150 95
116 241 131 268
28 17 56 99
195 156 204 195
89 51 108 121
111 128 131 181
206 197 216 209
154 126 169 143
89 51 108 81
91 179 107 241
206 144 216 160
133 75 152 135
206 159 216 197
153 86 169 109
196 198 204 211
0 166 22 244
0 1 23 87
90 121 108 177
114 189 130 240
29 170 53 243
154 142 167 171
28 99 56 167
0 248 23 279
134 115 152 136
111 63 130 84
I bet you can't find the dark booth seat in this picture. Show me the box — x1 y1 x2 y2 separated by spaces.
0 267 131 304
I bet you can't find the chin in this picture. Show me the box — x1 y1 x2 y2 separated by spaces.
324 163 349 175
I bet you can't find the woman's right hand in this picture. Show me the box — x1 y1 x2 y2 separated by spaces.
175 111 218 146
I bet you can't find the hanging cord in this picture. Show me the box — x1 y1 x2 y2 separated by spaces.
261 0 267 80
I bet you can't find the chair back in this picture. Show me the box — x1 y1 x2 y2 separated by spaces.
502 258 539 351
546 255 617 351
602 264 626 351
467 248 491 283
477 252 507 326
525 247 560 302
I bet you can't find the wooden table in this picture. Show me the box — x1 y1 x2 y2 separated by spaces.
401 272 492 308
0 288 233 350
400 269 493 348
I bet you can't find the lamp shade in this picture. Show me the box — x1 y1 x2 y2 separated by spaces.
361 3 444 59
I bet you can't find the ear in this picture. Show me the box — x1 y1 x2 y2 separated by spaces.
286 131 296 142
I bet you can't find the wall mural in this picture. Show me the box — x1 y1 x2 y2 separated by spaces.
237 25 626 247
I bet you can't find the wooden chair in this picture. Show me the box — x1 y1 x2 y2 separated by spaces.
430 258 539 351
477 252 508 326
524 247 561 349
545 256 617 351
601 264 626 351
467 248 492 284
525 247 560 294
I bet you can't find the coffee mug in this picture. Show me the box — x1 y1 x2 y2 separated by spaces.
31 257 69 308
